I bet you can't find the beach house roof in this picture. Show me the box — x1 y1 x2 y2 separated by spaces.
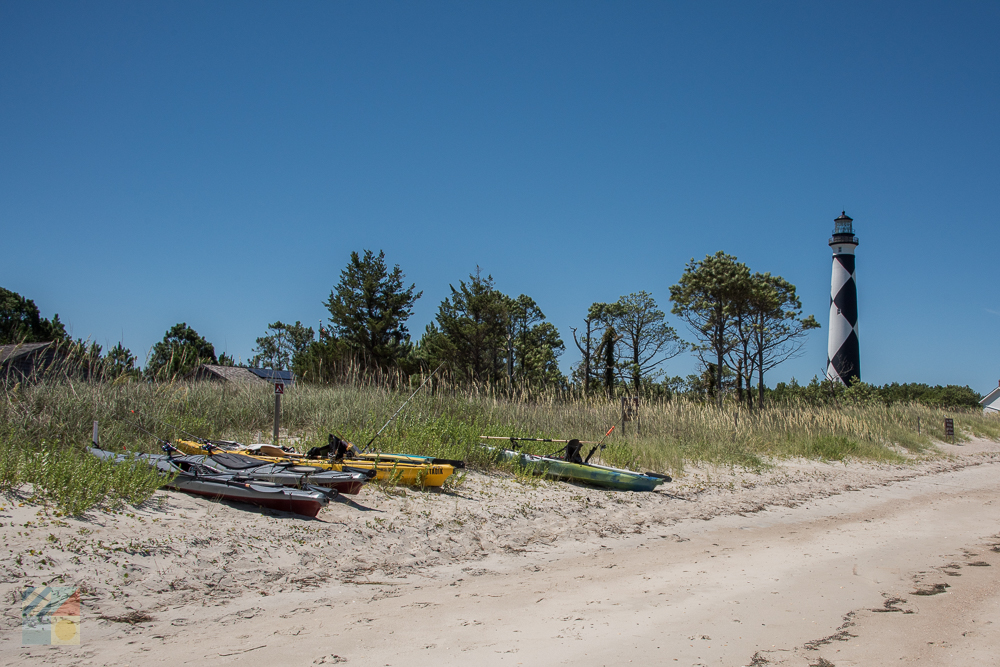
185 364 268 385
184 364 296 386
981 382 1000 414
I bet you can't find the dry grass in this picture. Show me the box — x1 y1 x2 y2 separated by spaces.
4 378 997 484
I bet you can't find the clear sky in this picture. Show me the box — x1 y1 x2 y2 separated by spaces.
2 2 997 392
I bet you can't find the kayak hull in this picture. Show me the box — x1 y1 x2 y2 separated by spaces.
163 478 327 518
89 448 329 517
492 448 666 492
177 450 370 495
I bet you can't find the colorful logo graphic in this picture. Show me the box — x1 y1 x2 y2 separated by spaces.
22 586 80 645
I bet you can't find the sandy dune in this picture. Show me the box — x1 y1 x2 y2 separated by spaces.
3 438 1000 666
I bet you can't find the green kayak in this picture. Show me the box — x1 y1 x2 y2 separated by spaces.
490 447 669 492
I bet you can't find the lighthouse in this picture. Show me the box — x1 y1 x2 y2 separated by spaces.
827 211 860 384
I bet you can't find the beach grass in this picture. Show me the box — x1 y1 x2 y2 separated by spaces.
3 378 998 504
0 426 167 515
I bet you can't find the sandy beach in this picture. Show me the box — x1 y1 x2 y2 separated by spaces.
3 438 1000 666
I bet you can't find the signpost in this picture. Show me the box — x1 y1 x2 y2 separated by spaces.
944 418 955 445
273 383 284 445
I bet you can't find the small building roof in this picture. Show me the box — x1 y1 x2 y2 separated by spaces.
0 342 53 364
185 364 268 385
248 368 295 385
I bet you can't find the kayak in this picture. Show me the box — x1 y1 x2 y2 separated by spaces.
305 434 466 469
172 440 456 488
176 449 371 495
336 451 465 469
89 447 331 517
488 447 669 492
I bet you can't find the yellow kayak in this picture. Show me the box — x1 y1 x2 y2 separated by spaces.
308 434 466 470
172 440 455 488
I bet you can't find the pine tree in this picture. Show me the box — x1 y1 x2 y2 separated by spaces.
432 269 508 384
325 250 421 369
0 287 67 344
250 321 315 370
145 323 217 380
670 252 751 407
606 291 684 391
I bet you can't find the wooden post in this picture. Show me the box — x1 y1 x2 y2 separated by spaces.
917 416 921 434
273 382 284 445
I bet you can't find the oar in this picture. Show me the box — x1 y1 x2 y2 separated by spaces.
362 363 445 453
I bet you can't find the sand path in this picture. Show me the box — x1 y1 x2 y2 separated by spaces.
4 440 1000 666
273 458 1000 666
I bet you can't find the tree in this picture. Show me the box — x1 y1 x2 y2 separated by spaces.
605 291 685 391
723 276 756 407
102 342 138 379
570 304 609 395
432 269 508 384
747 272 820 407
504 295 565 388
597 326 619 398
292 326 353 383
145 323 216 380
250 321 315 370
670 252 751 407
420 271 564 388
573 302 623 395
0 287 67 344
510 317 564 388
325 250 422 369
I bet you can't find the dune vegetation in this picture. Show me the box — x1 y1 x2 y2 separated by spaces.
2 376 998 515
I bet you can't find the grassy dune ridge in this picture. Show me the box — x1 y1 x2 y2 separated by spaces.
2 379 998 514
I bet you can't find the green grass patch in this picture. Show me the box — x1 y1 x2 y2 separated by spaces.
0 429 166 515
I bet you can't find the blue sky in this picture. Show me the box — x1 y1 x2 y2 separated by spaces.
1 2 997 392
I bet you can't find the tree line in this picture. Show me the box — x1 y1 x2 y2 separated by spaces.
768 376 983 409
0 252 985 409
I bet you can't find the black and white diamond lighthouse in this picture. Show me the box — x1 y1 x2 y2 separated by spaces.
827 212 860 384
